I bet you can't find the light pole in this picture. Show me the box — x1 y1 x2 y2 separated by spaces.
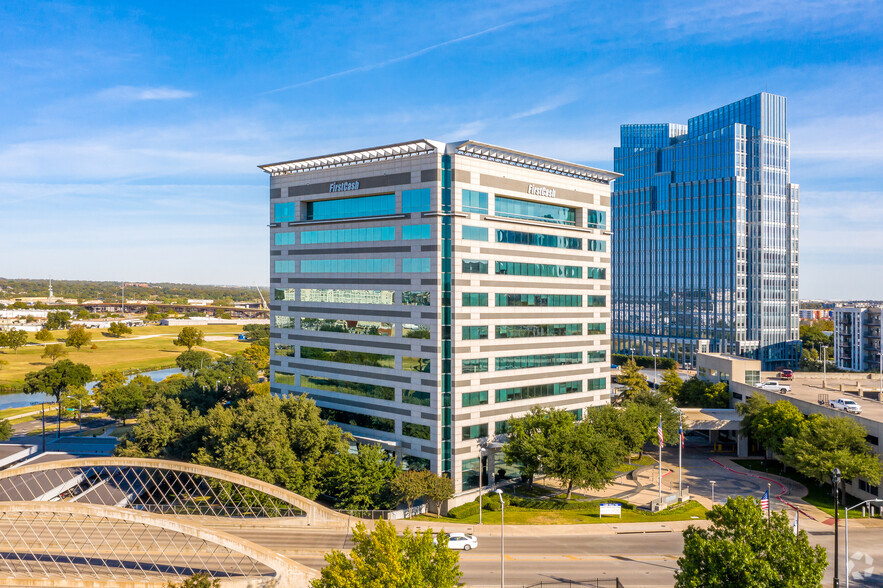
652 352 658 388
479 447 487 525
65 395 82 434
845 498 883 587
832 467 841 588
822 345 829 387
710 481 716 507
495 488 504 588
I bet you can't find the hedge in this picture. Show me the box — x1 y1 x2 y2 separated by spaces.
612 354 678 370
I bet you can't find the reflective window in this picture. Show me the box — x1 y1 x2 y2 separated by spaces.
274 343 295 357
301 259 395 273
495 421 509 435
301 317 394 337
587 239 607 252
402 224 431 240
462 190 488 214
462 293 488 306
403 356 431 373
495 380 582 403
587 350 606 363
586 267 607 280
305 194 395 221
495 196 575 225
495 261 581 279
462 424 488 440
301 226 394 244
402 188 431 213
275 260 296 273
274 203 296 223
586 209 607 229
274 371 296 385
587 377 606 391
275 232 296 246
495 293 582 307
462 326 488 340
586 295 607 307
495 324 582 338
402 422 431 440
462 225 488 241
403 324 431 339
300 289 394 304
274 315 296 328
402 291 430 306
403 258 431 272
301 375 394 400
462 391 488 407
403 389 431 406
495 352 582 371
274 288 296 301
321 407 394 432
496 229 581 250
462 457 480 491
587 322 606 335
300 347 395 368
462 259 488 274
462 358 488 373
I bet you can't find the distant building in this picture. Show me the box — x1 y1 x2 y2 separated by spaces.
187 299 214 306
832 306 883 372
799 309 831 321
612 93 800 370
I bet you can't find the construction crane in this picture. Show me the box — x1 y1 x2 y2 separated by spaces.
254 283 267 310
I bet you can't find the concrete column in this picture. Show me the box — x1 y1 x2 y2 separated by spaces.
737 434 748 458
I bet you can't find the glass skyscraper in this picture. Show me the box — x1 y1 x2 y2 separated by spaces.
612 93 800 370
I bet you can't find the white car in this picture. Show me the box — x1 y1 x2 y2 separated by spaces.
830 398 862 414
756 381 791 393
435 533 478 551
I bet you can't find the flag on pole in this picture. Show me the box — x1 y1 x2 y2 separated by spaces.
657 415 664 448
760 488 770 512
679 418 685 449
792 509 799 535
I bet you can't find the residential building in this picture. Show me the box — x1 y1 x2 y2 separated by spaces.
833 306 883 372
261 139 617 504
612 93 800 370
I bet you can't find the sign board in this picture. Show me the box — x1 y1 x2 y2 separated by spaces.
599 503 622 518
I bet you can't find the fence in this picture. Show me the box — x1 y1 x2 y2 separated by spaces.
337 503 426 520
521 580 623 588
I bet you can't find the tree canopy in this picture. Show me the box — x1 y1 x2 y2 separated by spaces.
99 382 148 424
175 350 212 374
617 358 650 400
23 359 93 402
781 414 882 485
324 444 399 510
65 325 92 350
41 343 68 362
108 322 132 337
676 496 827 588
0 329 29 354
676 377 729 408
173 327 205 351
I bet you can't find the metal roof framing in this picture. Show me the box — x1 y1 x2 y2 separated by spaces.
259 139 440 176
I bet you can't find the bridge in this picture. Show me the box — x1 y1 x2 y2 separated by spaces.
79 302 269 319
0 457 351 586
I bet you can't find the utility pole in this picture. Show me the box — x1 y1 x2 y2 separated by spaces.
833 467 841 588
822 345 828 387
121 282 125 314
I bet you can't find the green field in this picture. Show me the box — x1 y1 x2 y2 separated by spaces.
0 325 251 387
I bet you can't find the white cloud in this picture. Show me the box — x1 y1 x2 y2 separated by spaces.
97 86 194 101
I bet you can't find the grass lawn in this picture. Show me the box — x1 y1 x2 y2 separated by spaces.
0 405 53 420
732 458 865 517
0 325 251 387
616 455 657 473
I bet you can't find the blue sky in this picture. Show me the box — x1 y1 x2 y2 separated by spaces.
1 0 881 299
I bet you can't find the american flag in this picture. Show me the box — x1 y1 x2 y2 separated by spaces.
679 419 685 449
657 415 664 447
760 488 770 512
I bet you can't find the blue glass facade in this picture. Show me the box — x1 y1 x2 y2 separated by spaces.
612 93 800 369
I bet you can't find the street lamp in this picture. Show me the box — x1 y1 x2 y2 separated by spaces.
710 481 716 507
845 498 883 588
495 488 504 588
822 345 829 387
832 467 842 588
479 447 487 525
652 352 658 388
65 395 82 434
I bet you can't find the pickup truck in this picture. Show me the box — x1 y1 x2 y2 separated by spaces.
830 398 862 414
757 381 791 393
778 369 794 380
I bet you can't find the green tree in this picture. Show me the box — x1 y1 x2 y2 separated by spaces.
173 327 205 351
108 322 132 337
545 419 625 498
0 328 28 354
99 383 147 424
312 520 461 588
737 395 806 454
95 369 126 393
41 343 68 363
0 419 13 442
618 358 650 399
45 311 70 330
675 496 827 588
60 384 92 414
424 473 455 517
626 389 680 449
23 360 93 435
115 397 204 459
390 469 432 515
166 573 219 588
799 324 832 351
35 328 54 342
65 324 92 351
175 350 213 374
242 343 269 371
323 444 400 510
658 367 683 400
676 377 729 408
780 415 882 485
503 406 574 487
584 403 653 457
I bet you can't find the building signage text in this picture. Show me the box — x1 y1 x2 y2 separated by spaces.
528 184 556 198
329 180 360 193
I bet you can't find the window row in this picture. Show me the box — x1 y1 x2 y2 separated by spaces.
495 352 583 371
495 261 582 279
299 346 431 372
462 323 606 339
276 258 434 274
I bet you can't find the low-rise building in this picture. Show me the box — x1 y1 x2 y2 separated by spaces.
833 306 883 372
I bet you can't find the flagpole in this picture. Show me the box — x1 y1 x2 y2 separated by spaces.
767 483 771 525
658 414 663 506
678 414 683 500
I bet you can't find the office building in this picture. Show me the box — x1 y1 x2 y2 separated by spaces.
261 139 616 504
612 93 800 370
833 306 883 372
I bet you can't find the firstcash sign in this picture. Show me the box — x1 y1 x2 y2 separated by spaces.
528 184 556 198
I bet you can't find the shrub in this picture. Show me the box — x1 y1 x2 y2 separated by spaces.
612 353 677 370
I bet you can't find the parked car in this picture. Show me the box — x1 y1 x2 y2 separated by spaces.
779 369 794 380
757 381 791 393
830 398 862 414
435 533 478 551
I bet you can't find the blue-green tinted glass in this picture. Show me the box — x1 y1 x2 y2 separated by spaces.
462 391 488 407
587 322 606 335
462 358 488 373
495 293 582 307
403 258 431 272
402 224 432 240
462 190 488 214
274 260 295 273
495 196 575 225
300 259 395 273
402 189 432 213
462 259 488 274
495 229 581 250
306 194 395 220
586 295 607 307
586 267 606 279
495 380 582 403
275 232 296 245
495 352 582 371
495 324 582 338
462 326 488 340
274 203 296 223
587 209 607 229
588 377 606 391
462 293 488 306
495 261 581 279
462 225 488 241
301 226 394 244
461 424 488 440
587 350 606 363
587 239 607 252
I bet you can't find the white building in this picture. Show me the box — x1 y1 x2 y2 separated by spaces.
833 306 883 372
261 139 618 504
